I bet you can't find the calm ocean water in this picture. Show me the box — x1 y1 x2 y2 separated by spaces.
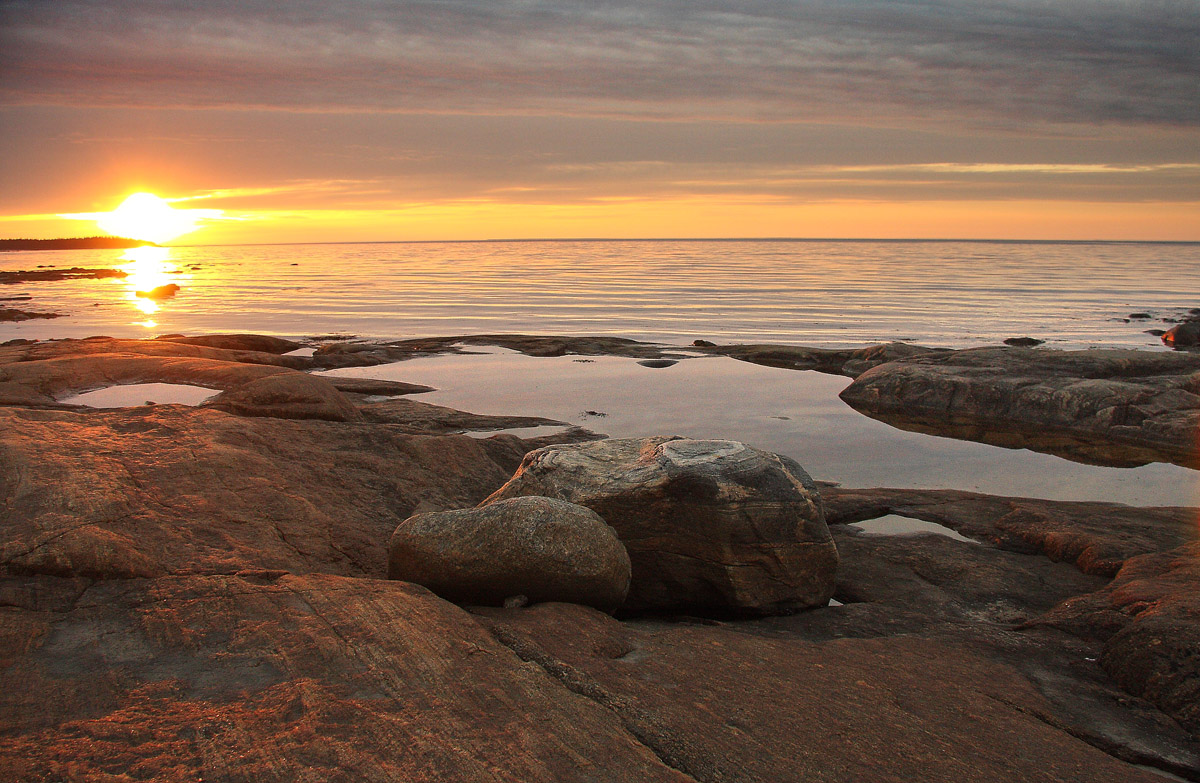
6 239 1198 506
2 239 1198 346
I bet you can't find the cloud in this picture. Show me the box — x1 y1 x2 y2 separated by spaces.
1 1 1197 127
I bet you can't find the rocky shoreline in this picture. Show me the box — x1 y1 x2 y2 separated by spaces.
0 332 1197 781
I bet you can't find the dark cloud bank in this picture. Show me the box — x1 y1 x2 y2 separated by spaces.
2 0 1198 127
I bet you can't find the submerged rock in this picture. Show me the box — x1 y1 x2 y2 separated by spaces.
1003 336 1044 347
389 496 631 612
485 437 837 615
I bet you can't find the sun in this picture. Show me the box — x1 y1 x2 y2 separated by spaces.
96 192 204 243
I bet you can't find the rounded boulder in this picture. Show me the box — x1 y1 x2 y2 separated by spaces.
484 437 838 616
388 496 631 613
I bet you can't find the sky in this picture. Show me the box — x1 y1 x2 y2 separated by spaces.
1 0 1198 243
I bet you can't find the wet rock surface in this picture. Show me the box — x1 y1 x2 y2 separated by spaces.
486 437 837 615
0 334 1198 781
839 345 1200 468
389 496 631 612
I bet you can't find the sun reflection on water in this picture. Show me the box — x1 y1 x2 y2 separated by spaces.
119 246 180 324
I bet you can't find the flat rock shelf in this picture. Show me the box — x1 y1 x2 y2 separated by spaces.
0 332 1197 783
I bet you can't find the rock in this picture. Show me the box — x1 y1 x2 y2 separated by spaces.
388 496 631 612
0 405 526 580
0 266 126 283
692 339 716 347
1003 336 1044 347
1147 329 1166 337
359 396 568 434
1 338 1198 780
0 574 687 783
476 601 1181 783
1129 313 1152 319
1034 542 1200 739
201 372 362 422
155 333 303 354
839 346 1200 468
323 376 435 396
819 486 1195 577
0 354 287 403
0 336 310 372
1164 320 1200 348
485 437 837 615
135 283 180 300
716 340 946 377
0 308 62 322
637 359 677 368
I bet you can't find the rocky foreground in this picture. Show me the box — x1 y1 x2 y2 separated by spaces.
1 334 1198 782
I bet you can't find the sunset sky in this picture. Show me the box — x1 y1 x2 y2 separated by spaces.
1 0 1198 243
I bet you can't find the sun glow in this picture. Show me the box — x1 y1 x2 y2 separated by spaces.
92 192 220 243
99 193 195 243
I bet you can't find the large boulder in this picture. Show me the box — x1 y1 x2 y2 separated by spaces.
389 496 631 613
484 437 837 615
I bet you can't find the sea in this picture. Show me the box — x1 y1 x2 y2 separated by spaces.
5 239 1199 509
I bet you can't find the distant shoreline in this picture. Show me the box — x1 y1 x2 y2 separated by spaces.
0 237 155 252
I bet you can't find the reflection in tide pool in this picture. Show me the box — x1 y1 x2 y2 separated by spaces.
321 351 1199 508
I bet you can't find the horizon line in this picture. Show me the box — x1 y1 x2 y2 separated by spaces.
166 236 1200 248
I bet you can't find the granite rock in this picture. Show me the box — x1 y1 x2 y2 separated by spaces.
485 437 837 615
389 496 631 612
840 346 1200 468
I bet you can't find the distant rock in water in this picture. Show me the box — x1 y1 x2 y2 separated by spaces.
484 436 837 616
0 267 127 284
388 496 631 613
637 359 678 368
1003 337 1044 347
0 308 62 322
135 283 180 300
1128 312 1152 319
